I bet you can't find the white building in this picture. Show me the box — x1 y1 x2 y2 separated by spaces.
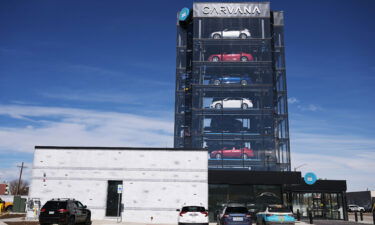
29 146 208 223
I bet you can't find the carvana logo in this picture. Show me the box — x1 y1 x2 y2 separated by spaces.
304 172 317 185
179 8 190 21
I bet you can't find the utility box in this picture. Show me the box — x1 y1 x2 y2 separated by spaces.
13 196 27 212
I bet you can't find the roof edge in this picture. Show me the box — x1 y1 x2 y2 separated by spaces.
35 146 206 151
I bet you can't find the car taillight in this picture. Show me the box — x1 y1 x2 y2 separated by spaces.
40 208 46 212
179 211 187 217
200 211 208 217
58 209 69 213
266 214 273 217
224 214 229 218
246 214 251 218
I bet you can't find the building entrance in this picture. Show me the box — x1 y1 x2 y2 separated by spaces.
105 180 123 217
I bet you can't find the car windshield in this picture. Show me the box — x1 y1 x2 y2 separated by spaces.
225 207 248 214
268 206 291 213
43 201 67 210
181 206 206 212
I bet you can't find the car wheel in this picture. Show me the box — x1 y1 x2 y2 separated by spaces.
213 79 220 85
262 220 267 225
243 154 248 159
85 214 91 225
241 103 248 109
240 56 248 62
239 33 247 39
215 103 222 109
240 80 248 85
212 56 220 62
213 34 221 39
215 154 222 159
68 216 75 225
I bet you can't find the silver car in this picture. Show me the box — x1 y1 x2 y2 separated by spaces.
210 29 251 39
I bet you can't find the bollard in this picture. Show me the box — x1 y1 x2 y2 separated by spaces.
297 209 301 221
309 211 313 224
355 211 358 222
360 211 363 221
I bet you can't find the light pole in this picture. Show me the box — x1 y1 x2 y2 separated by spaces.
294 163 307 171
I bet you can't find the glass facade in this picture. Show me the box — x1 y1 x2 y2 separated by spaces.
287 192 345 220
209 184 282 221
174 2 291 171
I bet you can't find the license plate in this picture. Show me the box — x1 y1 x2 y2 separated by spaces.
49 211 55 215
278 216 285 222
233 217 243 221
190 213 198 217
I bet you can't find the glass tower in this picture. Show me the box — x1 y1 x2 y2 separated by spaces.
174 2 290 171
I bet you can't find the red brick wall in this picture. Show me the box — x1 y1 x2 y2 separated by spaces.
0 184 6 195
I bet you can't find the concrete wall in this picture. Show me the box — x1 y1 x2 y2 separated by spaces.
29 147 208 223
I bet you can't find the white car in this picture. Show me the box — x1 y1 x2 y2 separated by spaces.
210 29 251 39
177 205 208 225
348 204 365 212
210 97 253 109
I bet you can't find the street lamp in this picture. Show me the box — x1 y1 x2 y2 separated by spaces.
294 163 307 171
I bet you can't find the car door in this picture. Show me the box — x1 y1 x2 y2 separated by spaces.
77 201 88 222
73 201 84 222
222 98 230 108
226 30 238 38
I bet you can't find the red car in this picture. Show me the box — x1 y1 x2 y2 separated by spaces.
210 147 254 159
208 53 254 62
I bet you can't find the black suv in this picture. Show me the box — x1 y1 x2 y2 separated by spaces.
39 198 91 225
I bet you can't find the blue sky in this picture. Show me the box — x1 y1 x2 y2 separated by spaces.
0 0 374 191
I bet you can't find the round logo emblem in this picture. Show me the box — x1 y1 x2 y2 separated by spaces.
179 8 190 21
304 172 317 185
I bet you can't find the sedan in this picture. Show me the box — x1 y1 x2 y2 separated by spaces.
210 147 254 159
217 205 252 225
208 53 254 62
210 29 251 39
210 76 252 86
256 205 295 225
210 98 253 109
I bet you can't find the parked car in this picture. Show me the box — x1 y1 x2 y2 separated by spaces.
210 75 252 86
39 198 91 225
0 197 13 212
347 204 365 212
177 205 209 225
210 98 253 109
210 29 251 39
210 147 254 159
208 117 244 133
208 53 254 62
256 205 295 225
217 204 252 225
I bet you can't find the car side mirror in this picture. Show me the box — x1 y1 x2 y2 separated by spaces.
83 205 87 209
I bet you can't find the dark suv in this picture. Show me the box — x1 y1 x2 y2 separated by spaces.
39 198 91 225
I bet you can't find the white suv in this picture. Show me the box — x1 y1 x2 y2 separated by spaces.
210 98 253 109
210 29 251 39
177 206 209 225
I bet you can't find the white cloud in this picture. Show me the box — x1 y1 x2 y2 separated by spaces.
0 162 32 183
297 104 323 112
0 104 174 154
291 151 375 192
290 114 375 191
288 97 299 104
